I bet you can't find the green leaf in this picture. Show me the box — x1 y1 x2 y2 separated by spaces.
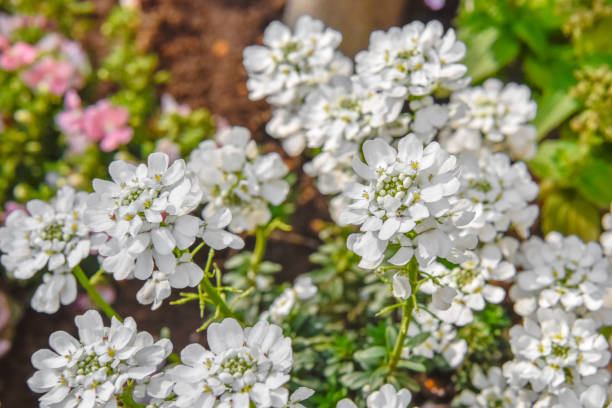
460 27 519 82
386 325 398 351
532 90 580 139
339 371 371 390
512 18 548 56
397 359 427 372
541 190 601 242
574 154 612 208
354 346 387 369
376 302 403 317
529 139 586 183
404 331 431 349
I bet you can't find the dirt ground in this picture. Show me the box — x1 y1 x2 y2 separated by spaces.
0 0 459 406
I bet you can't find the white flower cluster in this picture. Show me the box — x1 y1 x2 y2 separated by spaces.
403 308 468 368
503 308 610 407
440 78 538 160
355 20 468 98
188 126 290 234
243 15 352 155
140 318 305 408
339 135 475 269
85 152 243 309
337 384 412 408
453 366 536 408
260 276 317 323
510 232 612 319
427 243 516 326
457 151 539 242
27 310 171 407
0 186 90 313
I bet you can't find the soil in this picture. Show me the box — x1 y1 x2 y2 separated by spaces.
0 0 460 406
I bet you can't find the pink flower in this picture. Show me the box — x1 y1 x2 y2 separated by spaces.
56 94 133 153
161 93 191 116
1 201 26 224
56 90 89 153
82 100 133 152
0 35 9 51
0 41 37 70
22 56 83 96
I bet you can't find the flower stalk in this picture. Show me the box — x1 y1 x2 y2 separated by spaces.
387 256 419 375
72 265 122 322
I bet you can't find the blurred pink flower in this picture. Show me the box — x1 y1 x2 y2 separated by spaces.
424 0 445 10
0 41 37 70
0 35 9 51
1 201 26 224
22 56 83 96
57 94 133 153
156 138 181 163
83 100 133 151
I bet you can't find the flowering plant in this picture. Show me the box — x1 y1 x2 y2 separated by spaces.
1 3 612 408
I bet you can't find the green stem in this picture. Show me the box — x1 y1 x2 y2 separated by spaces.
72 265 122 322
197 249 215 317
387 256 419 375
199 273 236 320
248 226 267 281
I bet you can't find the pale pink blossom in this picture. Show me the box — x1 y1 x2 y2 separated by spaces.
22 56 83 96
0 41 37 70
56 94 133 153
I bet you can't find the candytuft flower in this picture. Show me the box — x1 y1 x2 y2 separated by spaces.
188 126 290 233
355 20 468 99
169 318 294 407
27 310 172 407
440 79 537 160
339 134 475 269
337 384 412 408
0 186 90 313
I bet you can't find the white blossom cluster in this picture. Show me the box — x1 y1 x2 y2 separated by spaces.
457 151 539 242
453 366 536 408
27 310 172 407
402 308 468 368
510 232 612 320
600 205 612 259
338 135 476 269
188 126 289 233
137 318 307 408
355 20 468 98
439 78 538 160
502 308 610 407
243 15 352 155
84 152 243 310
337 384 412 408
426 243 516 326
0 186 90 313
260 276 317 323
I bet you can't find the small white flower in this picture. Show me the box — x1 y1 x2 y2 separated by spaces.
337 384 412 408
452 366 536 407
355 20 468 99
243 15 351 107
392 273 412 300
170 318 294 407
27 310 172 408
403 308 467 368
303 140 359 195
431 245 515 326
600 206 612 258
457 151 539 242
510 232 612 318
285 387 315 408
261 276 317 323
339 134 475 269
440 78 537 160
0 186 90 313
189 126 289 233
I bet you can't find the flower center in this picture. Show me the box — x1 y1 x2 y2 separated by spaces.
120 187 145 206
375 174 412 200
452 267 479 289
551 343 571 359
220 353 254 377
40 221 66 241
